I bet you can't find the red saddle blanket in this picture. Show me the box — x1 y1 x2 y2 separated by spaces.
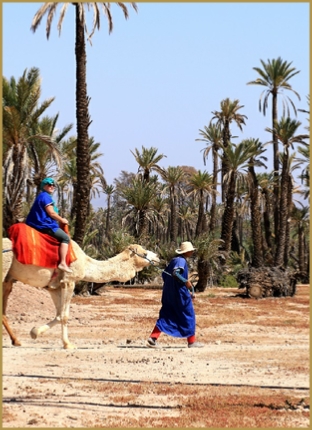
8 223 77 268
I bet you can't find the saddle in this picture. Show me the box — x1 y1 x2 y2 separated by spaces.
7 223 77 269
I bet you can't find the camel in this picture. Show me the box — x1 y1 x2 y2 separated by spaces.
2 238 159 349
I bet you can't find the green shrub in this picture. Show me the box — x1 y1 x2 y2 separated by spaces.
218 274 238 288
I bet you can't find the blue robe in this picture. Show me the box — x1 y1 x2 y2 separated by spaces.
156 256 195 338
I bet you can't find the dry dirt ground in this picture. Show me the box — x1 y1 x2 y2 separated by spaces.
2 282 310 428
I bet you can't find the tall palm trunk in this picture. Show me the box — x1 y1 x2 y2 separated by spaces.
231 218 241 254
283 174 293 267
196 260 211 292
221 121 231 202
209 147 218 233
195 191 206 237
298 224 305 274
169 188 177 243
105 195 112 239
272 90 279 240
138 209 148 240
220 172 236 253
274 148 289 266
73 5 91 246
262 188 273 264
249 166 264 267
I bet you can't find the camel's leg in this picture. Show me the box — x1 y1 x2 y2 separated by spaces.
30 281 76 349
59 281 76 349
2 277 21 346
2 315 21 346
30 287 62 339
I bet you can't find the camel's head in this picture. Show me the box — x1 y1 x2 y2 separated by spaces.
128 245 160 268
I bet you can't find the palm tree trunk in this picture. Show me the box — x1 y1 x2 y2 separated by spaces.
105 196 111 239
249 166 264 267
272 90 279 241
170 189 177 242
137 209 148 240
283 174 293 267
196 259 211 292
73 5 91 246
298 226 305 273
61 187 67 216
231 218 241 254
261 188 274 264
220 172 236 253
221 122 230 202
274 149 289 266
209 146 218 232
195 192 205 237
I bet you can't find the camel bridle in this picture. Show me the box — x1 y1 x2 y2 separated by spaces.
129 247 157 266
129 247 195 298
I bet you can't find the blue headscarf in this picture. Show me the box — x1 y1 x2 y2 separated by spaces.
40 177 56 190
40 178 59 213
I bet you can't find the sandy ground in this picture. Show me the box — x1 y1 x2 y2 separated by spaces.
2 282 310 428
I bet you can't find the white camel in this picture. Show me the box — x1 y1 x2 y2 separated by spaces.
2 238 159 349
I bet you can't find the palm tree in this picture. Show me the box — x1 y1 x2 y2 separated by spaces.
210 98 247 201
86 137 107 213
290 204 309 279
187 170 214 237
295 140 310 201
242 139 268 268
118 176 159 241
265 117 309 266
196 123 222 232
61 155 78 219
193 234 224 292
178 204 196 241
31 2 138 246
219 140 262 255
2 67 57 232
257 172 274 264
247 57 301 239
282 152 304 268
29 114 73 194
57 136 106 219
149 191 168 243
131 146 166 182
160 166 185 243
103 184 115 239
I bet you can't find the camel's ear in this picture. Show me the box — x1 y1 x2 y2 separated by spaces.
128 246 136 255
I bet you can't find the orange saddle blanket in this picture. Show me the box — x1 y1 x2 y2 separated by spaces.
8 223 77 269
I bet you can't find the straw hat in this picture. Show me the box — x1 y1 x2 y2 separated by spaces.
175 241 196 254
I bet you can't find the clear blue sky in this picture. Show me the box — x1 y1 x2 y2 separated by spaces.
2 2 310 207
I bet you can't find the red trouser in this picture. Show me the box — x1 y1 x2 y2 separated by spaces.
150 325 196 344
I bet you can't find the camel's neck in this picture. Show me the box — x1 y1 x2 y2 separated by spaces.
82 252 137 283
